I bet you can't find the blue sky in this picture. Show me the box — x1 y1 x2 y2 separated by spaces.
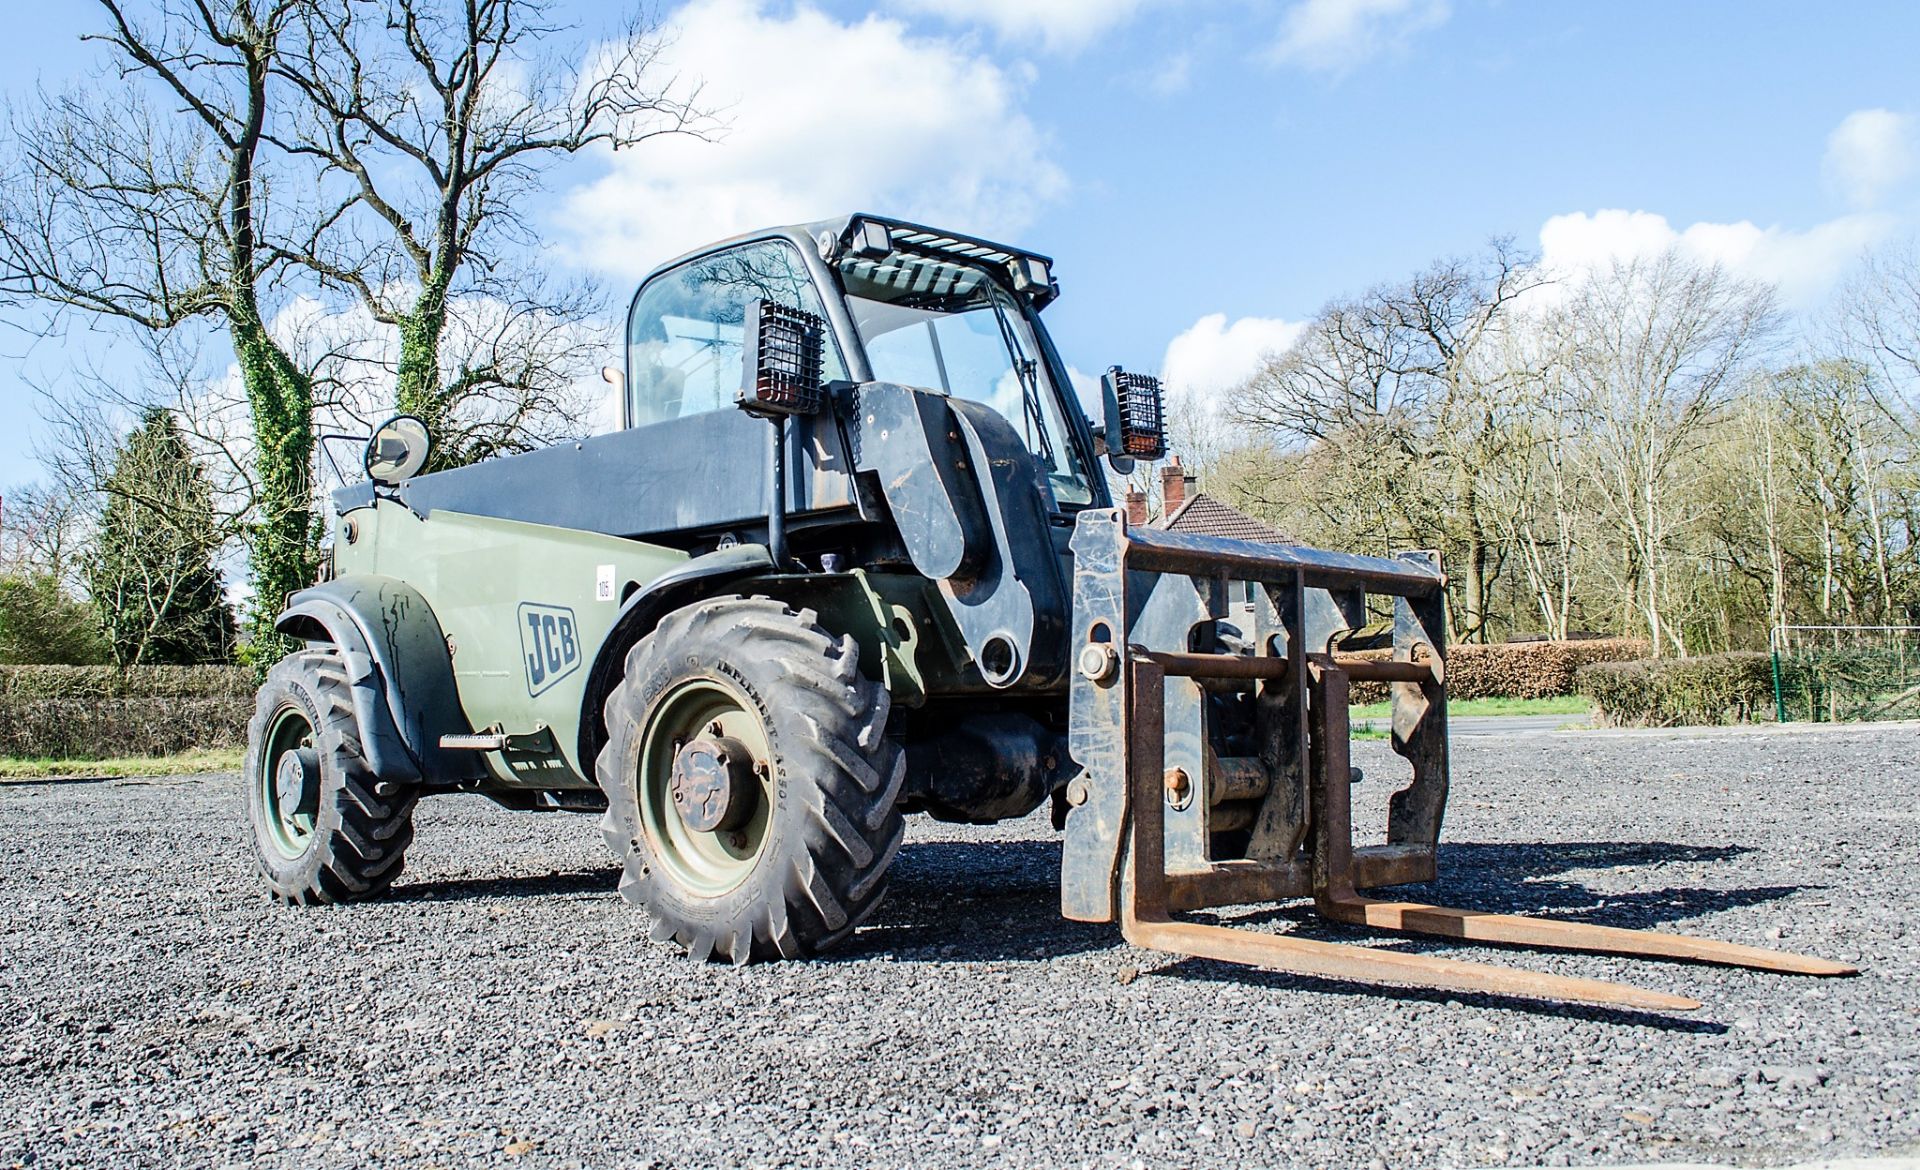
4 0 1919 488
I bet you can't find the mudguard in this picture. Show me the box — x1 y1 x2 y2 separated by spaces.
275 577 479 784
576 543 778 777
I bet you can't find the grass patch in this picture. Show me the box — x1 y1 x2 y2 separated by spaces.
1349 695 1592 720
0 748 243 781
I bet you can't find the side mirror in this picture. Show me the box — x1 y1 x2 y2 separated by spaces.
364 414 432 486
738 298 826 417
1100 366 1165 473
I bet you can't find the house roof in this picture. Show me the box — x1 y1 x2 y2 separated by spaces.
1160 493 1297 545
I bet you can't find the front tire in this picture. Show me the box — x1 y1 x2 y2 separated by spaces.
245 649 417 904
597 598 905 964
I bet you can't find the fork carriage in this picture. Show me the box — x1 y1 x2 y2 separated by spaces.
1061 512 1851 1011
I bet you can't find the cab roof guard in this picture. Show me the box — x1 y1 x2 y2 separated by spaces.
821 213 1060 308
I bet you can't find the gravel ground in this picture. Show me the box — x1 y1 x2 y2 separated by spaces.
2 725 1915 1170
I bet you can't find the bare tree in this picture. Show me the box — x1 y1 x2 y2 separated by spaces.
1235 239 1550 641
0 0 318 650
1723 387 1795 640
0 482 89 586
271 0 705 465
1834 239 1920 438
3 0 704 660
1478 327 1582 639
1556 250 1780 656
1183 238 1920 650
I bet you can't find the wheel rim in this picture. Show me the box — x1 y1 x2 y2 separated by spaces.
637 678 775 897
258 704 321 859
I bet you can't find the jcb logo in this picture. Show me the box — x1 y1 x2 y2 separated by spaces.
518 603 581 696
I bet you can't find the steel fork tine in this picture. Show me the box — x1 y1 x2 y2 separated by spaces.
1308 655 1855 981
1315 896 1857 976
1120 912 1704 1012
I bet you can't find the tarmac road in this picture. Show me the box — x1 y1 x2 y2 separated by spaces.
1 724 1915 1169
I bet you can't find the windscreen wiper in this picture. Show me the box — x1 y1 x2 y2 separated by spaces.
987 296 1059 471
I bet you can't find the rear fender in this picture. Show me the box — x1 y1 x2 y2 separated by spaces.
576 544 777 779
275 577 479 783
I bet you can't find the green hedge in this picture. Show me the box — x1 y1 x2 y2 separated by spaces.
1349 637 1649 703
1575 652 1775 727
0 665 254 759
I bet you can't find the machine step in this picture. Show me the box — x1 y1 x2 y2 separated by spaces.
440 732 509 751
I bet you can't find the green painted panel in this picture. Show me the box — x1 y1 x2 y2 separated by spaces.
334 502 686 785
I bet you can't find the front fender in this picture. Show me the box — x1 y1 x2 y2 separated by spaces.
276 577 479 783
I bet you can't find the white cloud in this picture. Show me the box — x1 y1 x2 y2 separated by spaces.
560 0 1067 281
1160 313 1307 398
1823 108 1916 209
888 0 1150 52
1149 51 1193 96
1268 0 1449 73
1537 208 1896 308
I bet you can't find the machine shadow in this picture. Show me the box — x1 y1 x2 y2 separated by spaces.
1315 840 1805 932
840 838 1113 962
1154 958 1728 1032
390 867 619 902
849 836 1814 986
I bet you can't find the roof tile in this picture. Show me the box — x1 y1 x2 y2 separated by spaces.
1159 494 1297 545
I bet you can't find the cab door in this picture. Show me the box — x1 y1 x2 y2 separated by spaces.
620 238 862 537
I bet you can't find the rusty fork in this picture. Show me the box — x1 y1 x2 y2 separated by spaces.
1117 655 1856 1013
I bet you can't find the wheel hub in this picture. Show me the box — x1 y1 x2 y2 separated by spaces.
275 747 320 817
669 736 756 833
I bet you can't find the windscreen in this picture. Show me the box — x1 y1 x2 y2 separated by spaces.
839 252 1093 507
627 240 847 426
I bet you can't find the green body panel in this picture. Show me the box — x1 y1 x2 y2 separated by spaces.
334 501 687 786
769 570 987 706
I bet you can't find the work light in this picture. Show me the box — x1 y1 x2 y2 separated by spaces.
1102 366 1166 460
848 217 893 259
738 299 826 417
1008 254 1052 297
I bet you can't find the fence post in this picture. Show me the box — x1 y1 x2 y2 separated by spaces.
1770 646 1787 724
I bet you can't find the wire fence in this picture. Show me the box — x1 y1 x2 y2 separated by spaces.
1770 625 1920 723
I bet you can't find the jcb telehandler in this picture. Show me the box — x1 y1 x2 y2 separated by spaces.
247 214 1852 1010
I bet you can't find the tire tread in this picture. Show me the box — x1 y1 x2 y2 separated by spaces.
596 599 904 963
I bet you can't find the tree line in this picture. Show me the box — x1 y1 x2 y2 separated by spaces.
1174 241 1920 655
2 5 1912 670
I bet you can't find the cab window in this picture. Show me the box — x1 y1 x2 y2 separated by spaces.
626 240 846 426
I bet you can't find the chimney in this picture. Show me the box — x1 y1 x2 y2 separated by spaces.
1125 489 1149 527
1160 454 1192 515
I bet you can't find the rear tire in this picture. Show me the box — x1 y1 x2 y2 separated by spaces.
596 598 905 964
245 649 417 904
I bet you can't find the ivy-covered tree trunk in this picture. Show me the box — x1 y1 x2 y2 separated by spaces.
226 29 320 666
232 310 319 659
394 272 452 467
